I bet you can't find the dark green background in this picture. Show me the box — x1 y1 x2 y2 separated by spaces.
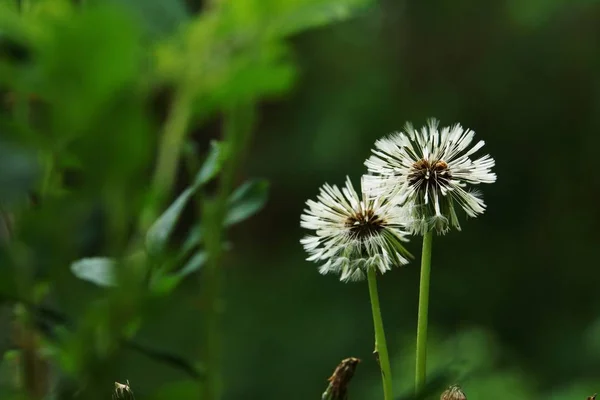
228 1 600 398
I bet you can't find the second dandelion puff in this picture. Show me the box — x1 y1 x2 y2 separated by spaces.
364 118 496 234
300 176 411 282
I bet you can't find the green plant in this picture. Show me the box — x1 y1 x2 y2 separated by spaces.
0 0 374 398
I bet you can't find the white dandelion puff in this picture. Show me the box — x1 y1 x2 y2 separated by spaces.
364 118 496 234
300 176 411 282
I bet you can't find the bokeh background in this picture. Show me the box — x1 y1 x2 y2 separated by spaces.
231 1 600 398
1 0 600 399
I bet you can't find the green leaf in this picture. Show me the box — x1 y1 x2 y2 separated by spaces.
149 274 179 296
70 257 116 288
93 0 190 40
146 187 194 256
193 141 229 188
180 225 203 258
146 142 229 256
0 141 39 206
36 6 143 140
149 251 206 296
226 0 374 39
177 251 207 278
225 179 269 226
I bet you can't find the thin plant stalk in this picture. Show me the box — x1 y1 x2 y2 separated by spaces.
151 91 193 201
367 267 393 400
415 230 433 394
134 88 194 284
138 89 194 236
201 103 255 400
10 84 50 398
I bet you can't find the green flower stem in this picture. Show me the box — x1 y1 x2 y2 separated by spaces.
367 267 393 400
415 230 433 394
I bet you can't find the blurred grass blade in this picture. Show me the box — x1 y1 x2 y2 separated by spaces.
146 142 229 256
177 251 208 278
193 141 229 188
268 0 374 38
146 187 194 256
70 257 117 287
180 225 203 257
225 179 269 226
100 0 190 39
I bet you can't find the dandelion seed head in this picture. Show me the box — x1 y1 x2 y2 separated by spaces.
364 118 496 234
300 176 411 282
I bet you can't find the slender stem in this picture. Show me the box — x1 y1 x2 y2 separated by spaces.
137 90 193 238
152 91 192 199
367 268 393 400
415 231 433 394
40 154 54 198
201 104 255 400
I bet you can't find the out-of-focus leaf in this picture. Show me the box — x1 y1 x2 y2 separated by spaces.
0 141 39 205
70 257 116 288
36 6 143 140
151 250 208 295
93 0 189 39
225 179 269 226
151 178 266 261
146 142 229 256
177 251 207 278
149 272 178 296
155 0 375 119
228 0 374 39
146 187 194 257
272 0 372 36
180 225 203 257
2 4 153 194
193 141 228 187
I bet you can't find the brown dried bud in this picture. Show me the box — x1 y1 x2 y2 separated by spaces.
322 357 361 400
440 384 467 400
587 394 597 400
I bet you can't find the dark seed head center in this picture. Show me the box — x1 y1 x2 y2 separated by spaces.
346 209 384 239
408 158 451 187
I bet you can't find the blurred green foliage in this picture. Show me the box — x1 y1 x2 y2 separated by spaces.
1 0 600 399
0 0 382 399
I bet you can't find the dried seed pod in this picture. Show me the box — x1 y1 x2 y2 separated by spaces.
322 357 361 400
440 384 467 400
